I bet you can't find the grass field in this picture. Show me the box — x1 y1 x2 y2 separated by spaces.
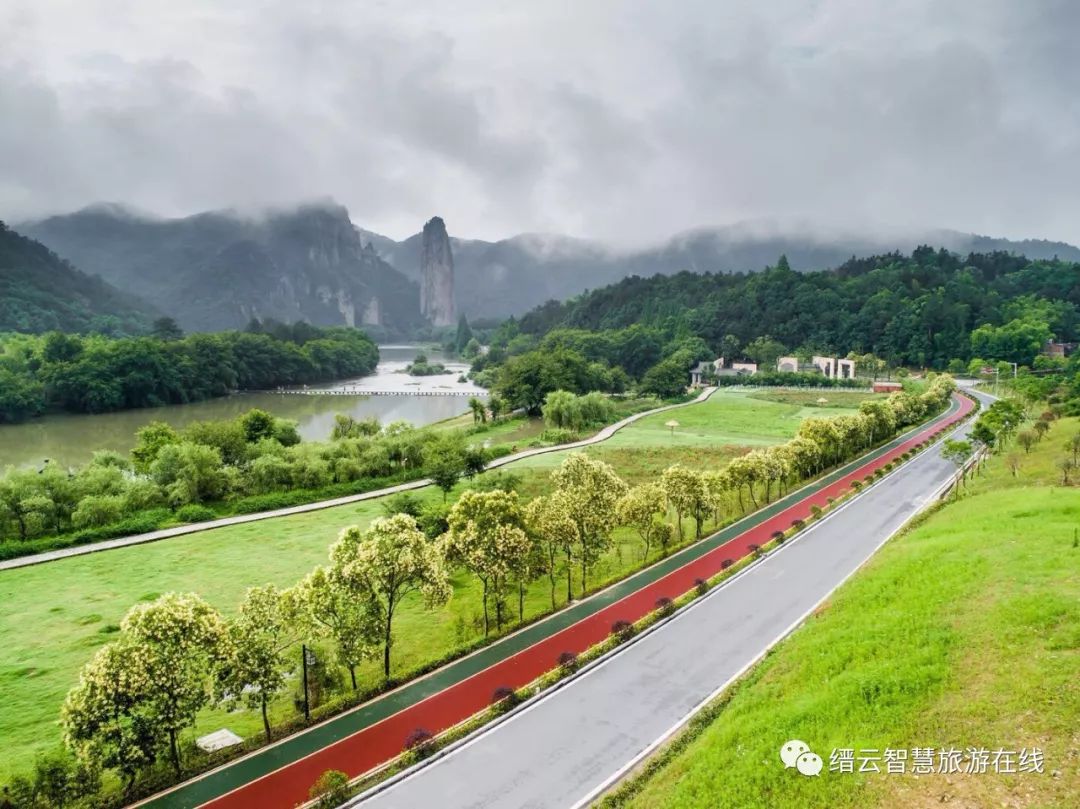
614 417 1080 809
0 389 872 780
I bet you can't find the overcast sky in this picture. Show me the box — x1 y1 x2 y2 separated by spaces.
1 0 1078 245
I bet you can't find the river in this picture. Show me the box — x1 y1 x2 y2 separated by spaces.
0 346 484 469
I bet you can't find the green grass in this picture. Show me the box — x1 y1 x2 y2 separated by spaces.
0 389 865 781
614 420 1080 809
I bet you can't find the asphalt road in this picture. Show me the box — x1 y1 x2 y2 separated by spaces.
352 389 989 809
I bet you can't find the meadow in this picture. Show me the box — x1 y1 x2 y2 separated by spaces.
0 389 873 779
613 416 1080 809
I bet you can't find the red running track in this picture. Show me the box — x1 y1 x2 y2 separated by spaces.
203 393 975 809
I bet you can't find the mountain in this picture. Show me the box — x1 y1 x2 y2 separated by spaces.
0 220 154 334
359 222 1080 320
22 203 422 333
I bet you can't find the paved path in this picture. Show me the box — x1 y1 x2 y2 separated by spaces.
351 390 988 809
134 393 973 809
0 390 715 571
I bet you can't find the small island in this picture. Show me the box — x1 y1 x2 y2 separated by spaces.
405 352 451 376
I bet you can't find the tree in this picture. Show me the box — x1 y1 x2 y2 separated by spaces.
1032 418 1050 442
640 356 690 398
941 439 973 492
1067 433 1080 465
151 317 185 341
617 483 667 560
550 454 627 593
218 586 299 742
309 770 350 808
64 594 226 782
525 493 579 607
130 421 180 473
330 515 451 678
468 396 487 424
455 315 474 355
240 409 277 443
62 643 158 790
488 395 507 421
422 434 467 500
743 335 787 369
1059 456 1076 485
1005 453 1022 477
542 390 581 430
443 490 530 634
296 567 375 690
1016 430 1037 454
661 465 707 539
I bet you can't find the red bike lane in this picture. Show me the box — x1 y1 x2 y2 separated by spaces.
202 393 974 809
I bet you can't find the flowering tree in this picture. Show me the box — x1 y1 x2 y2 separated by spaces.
218 585 301 742
525 492 579 607
551 454 628 592
443 489 531 634
662 465 708 539
296 566 376 690
331 515 451 678
617 482 668 560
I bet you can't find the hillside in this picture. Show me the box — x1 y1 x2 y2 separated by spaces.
360 222 1080 320
495 248 1080 370
22 204 422 334
0 221 153 335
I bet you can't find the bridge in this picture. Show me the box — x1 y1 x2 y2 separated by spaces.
262 387 489 397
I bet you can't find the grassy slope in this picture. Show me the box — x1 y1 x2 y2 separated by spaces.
619 418 1080 809
0 389 872 779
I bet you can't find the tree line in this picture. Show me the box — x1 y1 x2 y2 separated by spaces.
0 319 379 422
34 377 955 806
466 249 1080 406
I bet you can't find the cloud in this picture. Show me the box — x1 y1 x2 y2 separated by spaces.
1 0 1079 247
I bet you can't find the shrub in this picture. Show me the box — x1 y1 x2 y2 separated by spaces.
809 505 823 520
404 728 436 759
694 577 709 595
791 518 806 531
490 685 522 711
611 619 634 640
174 504 217 523
851 480 863 492
873 469 885 479
826 496 835 506
721 558 735 570
748 543 763 559
309 770 350 808
863 474 874 484
558 651 579 671
655 597 675 616
771 530 785 544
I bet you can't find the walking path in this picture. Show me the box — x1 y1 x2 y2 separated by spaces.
0 390 715 571
136 393 973 809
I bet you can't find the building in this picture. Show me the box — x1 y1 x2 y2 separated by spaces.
872 381 903 393
689 358 758 387
777 355 855 380
1043 340 1078 359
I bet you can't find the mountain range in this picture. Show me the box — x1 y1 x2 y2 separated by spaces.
14 201 1080 333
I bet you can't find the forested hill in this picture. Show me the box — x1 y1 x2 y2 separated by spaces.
0 221 154 334
512 248 1080 369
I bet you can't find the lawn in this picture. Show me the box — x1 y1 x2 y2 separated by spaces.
612 418 1080 809
0 389 867 780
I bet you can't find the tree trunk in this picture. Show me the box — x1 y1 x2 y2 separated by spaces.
747 485 759 508
518 582 525 623
383 618 393 678
169 728 181 778
566 550 573 602
261 694 271 742
482 579 490 636
349 665 357 690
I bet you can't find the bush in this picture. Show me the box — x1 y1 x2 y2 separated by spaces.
748 543 763 559
611 619 634 640
809 504 823 520
863 474 874 484
873 468 885 479
694 577 709 595
851 480 863 492
791 518 806 531
540 427 580 445
655 597 675 616
175 504 217 523
771 530 785 544
309 770 350 808
404 728 436 759
721 558 735 570
490 685 523 711
558 651 580 671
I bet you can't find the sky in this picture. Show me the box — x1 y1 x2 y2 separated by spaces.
1 0 1079 246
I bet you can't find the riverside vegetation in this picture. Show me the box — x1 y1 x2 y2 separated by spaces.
0 377 955 807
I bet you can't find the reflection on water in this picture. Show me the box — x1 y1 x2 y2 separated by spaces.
0 346 481 469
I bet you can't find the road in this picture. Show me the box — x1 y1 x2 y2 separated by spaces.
1 389 714 571
350 389 988 809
